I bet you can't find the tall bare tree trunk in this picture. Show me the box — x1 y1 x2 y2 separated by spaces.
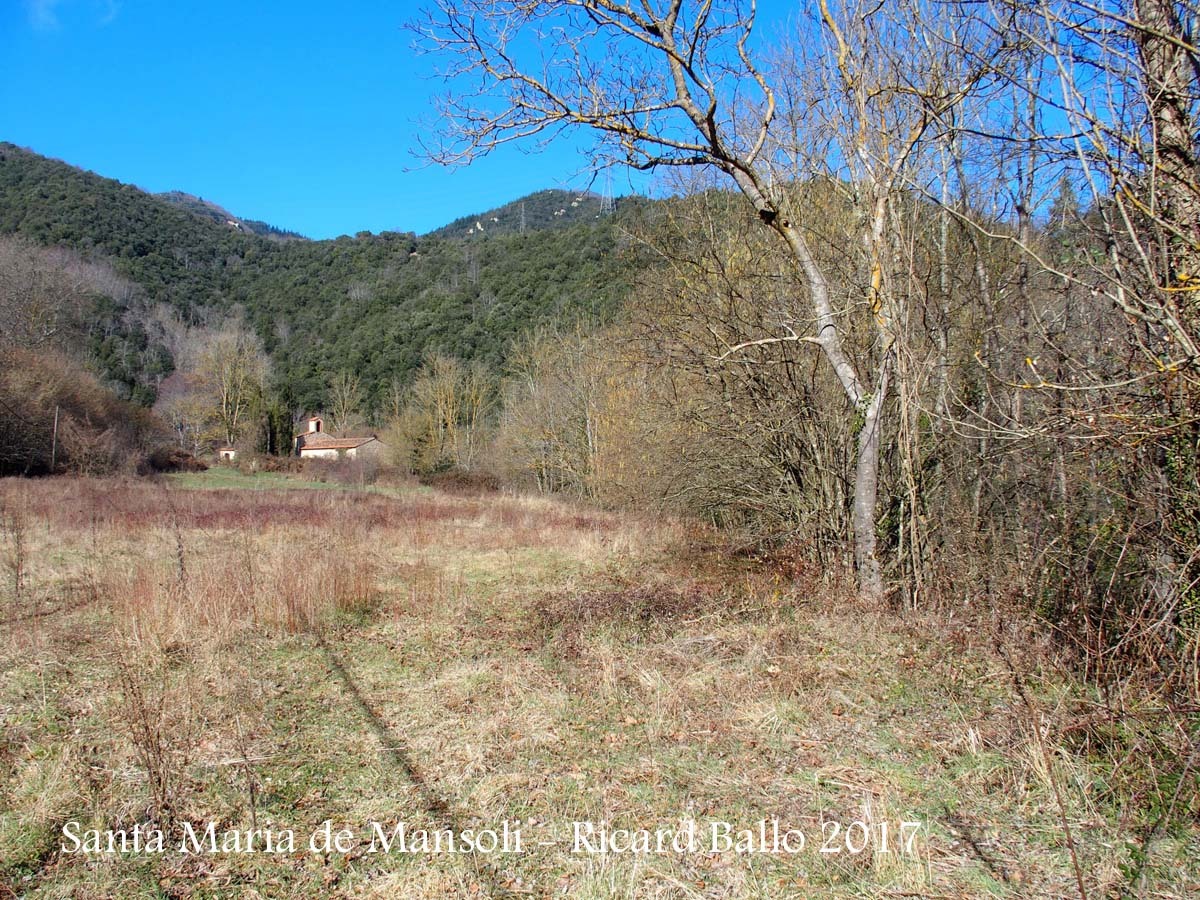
854 364 892 602
1134 0 1200 293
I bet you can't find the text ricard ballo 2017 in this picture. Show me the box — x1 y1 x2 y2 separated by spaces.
60 818 925 857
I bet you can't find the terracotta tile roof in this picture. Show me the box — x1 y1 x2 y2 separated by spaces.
296 433 378 451
293 416 326 438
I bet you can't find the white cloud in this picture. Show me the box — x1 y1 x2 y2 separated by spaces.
24 0 121 31
98 0 120 26
26 0 63 30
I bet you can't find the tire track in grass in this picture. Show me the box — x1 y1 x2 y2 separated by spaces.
0 573 100 630
0 595 92 629
312 629 522 898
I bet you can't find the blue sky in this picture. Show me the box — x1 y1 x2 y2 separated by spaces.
1 0 676 238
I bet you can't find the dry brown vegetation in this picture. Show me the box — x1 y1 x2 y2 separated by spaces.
412 3 1200 809
1 472 1195 898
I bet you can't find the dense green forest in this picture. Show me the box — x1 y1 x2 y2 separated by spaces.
0 143 644 413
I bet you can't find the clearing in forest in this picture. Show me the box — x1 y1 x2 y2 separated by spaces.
0 473 1193 897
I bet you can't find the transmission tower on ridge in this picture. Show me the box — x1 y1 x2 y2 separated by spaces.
599 171 615 215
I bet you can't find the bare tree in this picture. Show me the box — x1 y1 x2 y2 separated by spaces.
873 0 1200 704
388 354 493 472
499 326 618 497
327 371 364 434
154 372 210 455
385 374 408 423
415 0 998 600
986 0 1200 369
617 184 858 550
191 327 268 448
0 234 132 351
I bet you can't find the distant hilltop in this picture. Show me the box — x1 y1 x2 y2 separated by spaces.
424 188 626 240
156 191 309 242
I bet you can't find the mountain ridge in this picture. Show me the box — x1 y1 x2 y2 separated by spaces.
424 188 624 239
156 190 309 242
0 143 649 414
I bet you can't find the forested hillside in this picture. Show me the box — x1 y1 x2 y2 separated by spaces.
0 143 642 413
426 188 619 238
0 144 250 320
157 191 309 241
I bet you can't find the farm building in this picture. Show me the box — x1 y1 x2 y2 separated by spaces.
293 415 385 460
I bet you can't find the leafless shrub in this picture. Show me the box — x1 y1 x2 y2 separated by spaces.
0 347 167 476
419 468 500 496
106 530 380 651
532 582 716 657
232 717 261 832
0 498 27 604
113 655 190 827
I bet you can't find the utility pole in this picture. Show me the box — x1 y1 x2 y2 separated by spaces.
50 405 59 471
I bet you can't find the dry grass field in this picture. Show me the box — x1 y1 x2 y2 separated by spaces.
0 472 1194 898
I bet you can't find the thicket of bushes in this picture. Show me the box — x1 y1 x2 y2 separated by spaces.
381 184 1197 729
0 347 167 476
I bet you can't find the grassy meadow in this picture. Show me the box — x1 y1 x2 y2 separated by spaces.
0 473 1194 898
